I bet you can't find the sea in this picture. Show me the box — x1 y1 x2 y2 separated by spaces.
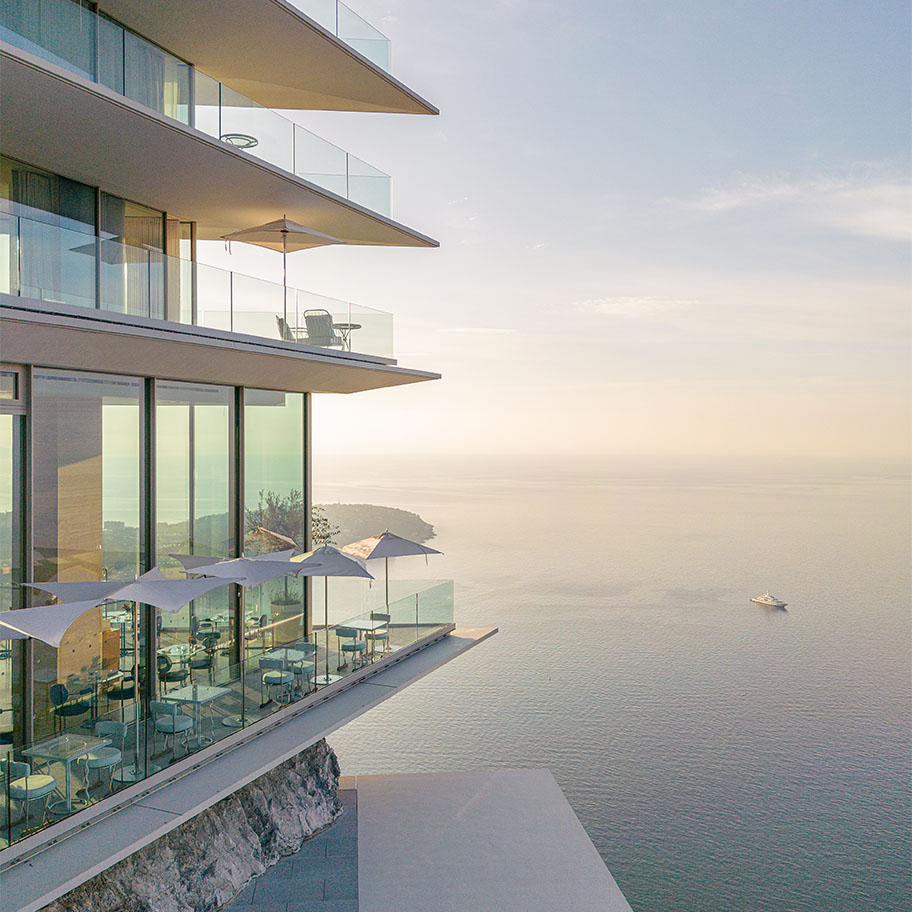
314 454 911 912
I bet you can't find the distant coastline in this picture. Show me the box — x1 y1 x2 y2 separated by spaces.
316 503 435 546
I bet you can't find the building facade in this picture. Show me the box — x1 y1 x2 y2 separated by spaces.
0 0 451 859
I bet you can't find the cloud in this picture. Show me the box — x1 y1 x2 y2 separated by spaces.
677 171 912 241
574 296 697 318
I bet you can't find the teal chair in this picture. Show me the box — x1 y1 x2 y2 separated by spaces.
259 658 294 705
82 720 127 792
368 613 391 656
336 627 367 670
150 700 193 751
1 758 56 828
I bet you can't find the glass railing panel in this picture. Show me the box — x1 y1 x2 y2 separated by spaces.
347 155 392 216
122 30 191 125
216 84 295 174
0 0 96 81
229 272 288 340
287 0 391 73
292 290 393 358
15 217 96 310
194 260 233 332
192 69 222 137
293 125 348 197
336 2 391 72
98 240 167 320
96 14 125 95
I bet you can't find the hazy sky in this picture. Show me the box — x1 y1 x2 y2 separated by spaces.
202 0 910 460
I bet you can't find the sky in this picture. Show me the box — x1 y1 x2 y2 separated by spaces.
201 0 911 462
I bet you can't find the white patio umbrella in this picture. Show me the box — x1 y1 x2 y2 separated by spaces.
292 546 373 685
23 581 128 603
170 554 229 573
222 217 344 326
341 531 442 608
0 600 104 647
191 556 308 590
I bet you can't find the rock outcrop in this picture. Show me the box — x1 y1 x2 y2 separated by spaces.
42 739 341 912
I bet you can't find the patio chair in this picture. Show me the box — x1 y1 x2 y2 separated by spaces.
368 612 391 656
157 654 189 693
336 626 367 670
303 310 344 349
290 646 316 695
0 759 56 828
150 700 193 751
276 316 306 343
81 720 127 792
259 657 294 705
189 635 219 685
49 683 91 733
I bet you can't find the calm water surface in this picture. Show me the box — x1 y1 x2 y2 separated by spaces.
315 456 911 912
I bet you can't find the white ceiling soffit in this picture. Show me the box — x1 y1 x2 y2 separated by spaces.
0 48 438 246
95 0 438 114
0 301 440 395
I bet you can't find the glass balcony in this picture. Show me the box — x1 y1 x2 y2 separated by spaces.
194 73 391 215
0 580 453 850
0 208 395 361
289 0 391 72
0 0 392 216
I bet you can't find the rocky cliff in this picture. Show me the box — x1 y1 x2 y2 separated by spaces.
42 739 342 912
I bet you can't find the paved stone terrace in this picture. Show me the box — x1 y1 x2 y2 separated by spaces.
224 788 358 912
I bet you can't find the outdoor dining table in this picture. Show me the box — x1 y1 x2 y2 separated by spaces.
23 733 110 814
162 684 231 747
159 643 198 666
343 618 387 658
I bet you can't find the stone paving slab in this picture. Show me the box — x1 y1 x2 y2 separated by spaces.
223 789 358 911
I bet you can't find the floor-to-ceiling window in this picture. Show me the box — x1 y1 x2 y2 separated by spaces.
155 382 234 682
0 370 25 751
244 390 306 648
31 369 142 740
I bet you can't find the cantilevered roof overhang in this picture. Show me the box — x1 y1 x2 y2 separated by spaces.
96 0 438 115
0 46 438 246
0 298 440 394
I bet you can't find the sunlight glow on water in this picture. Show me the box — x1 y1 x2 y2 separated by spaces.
316 457 911 912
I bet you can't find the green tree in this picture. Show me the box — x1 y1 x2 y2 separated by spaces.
245 490 339 549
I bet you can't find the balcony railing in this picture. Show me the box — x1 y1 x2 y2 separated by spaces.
0 0 392 216
0 580 454 850
289 0 392 72
0 210 395 360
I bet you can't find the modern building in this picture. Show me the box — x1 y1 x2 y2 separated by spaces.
0 3 632 910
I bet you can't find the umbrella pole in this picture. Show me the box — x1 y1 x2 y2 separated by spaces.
282 231 288 327
385 557 389 609
325 576 329 684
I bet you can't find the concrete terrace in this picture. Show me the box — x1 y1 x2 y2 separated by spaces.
225 788 359 912
222 770 634 912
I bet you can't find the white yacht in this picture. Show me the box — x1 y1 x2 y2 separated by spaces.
751 592 788 609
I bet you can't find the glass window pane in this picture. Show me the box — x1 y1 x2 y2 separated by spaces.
244 390 305 646
156 382 234 669
31 370 141 741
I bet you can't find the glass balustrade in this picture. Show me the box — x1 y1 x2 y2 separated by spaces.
0 209 395 360
0 581 453 850
288 0 392 72
0 0 392 215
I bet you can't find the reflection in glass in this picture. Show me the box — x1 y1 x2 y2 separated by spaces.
31 370 141 741
156 382 234 684
244 391 305 647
